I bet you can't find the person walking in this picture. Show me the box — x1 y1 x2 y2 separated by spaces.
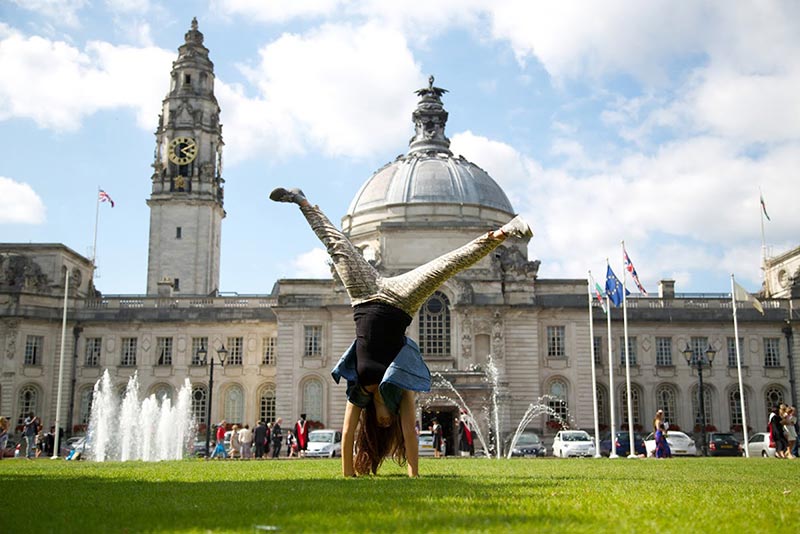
254 421 267 459
239 424 253 459
0 416 9 460
769 405 788 459
230 424 241 459
458 413 473 457
432 419 443 459
271 418 283 458
271 186 532 477
295 414 309 458
210 420 228 459
783 405 796 459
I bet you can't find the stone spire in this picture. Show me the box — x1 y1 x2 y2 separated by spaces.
408 75 452 155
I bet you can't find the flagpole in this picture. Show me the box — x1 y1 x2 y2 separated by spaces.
52 267 70 459
91 187 101 267
731 274 751 457
606 260 618 458
587 272 601 457
621 241 636 457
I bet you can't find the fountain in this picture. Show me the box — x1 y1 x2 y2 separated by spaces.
423 356 573 459
86 370 195 461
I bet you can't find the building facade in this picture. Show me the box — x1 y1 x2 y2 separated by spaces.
1 21 796 452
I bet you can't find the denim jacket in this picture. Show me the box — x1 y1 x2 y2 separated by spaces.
331 337 431 414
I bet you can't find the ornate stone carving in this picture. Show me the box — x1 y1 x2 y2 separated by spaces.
450 279 474 305
492 245 540 280
3 319 19 360
460 309 473 360
0 254 50 293
491 309 504 359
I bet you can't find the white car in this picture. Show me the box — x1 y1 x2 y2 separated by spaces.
304 429 342 458
746 432 777 458
552 430 595 457
643 430 698 457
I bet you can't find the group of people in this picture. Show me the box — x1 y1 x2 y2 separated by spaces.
0 413 64 459
768 403 798 459
209 414 310 460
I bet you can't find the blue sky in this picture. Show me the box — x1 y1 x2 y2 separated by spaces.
1 0 798 296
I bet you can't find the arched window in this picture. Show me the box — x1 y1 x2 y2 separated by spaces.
596 384 609 427
17 385 39 426
259 384 276 424
691 385 713 428
765 385 784 411
191 385 207 424
728 388 749 428
302 379 323 423
224 385 244 424
79 386 94 426
547 378 569 424
620 384 642 427
150 384 173 403
418 292 451 358
655 385 678 426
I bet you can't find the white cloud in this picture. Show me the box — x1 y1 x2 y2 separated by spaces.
0 177 46 224
213 0 344 23
223 22 422 161
9 0 88 28
0 29 173 131
105 0 151 14
290 248 332 278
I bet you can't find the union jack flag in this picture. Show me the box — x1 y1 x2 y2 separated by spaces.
623 248 647 295
98 189 115 207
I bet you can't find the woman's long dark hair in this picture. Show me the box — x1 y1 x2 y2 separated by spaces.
353 401 406 475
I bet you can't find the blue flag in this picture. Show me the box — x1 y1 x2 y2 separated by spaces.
605 265 628 307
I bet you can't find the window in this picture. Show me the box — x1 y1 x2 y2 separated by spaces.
655 385 677 425
152 384 173 402
173 278 180 292
184 73 191 85
303 326 322 358
547 379 568 424
691 384 713 428
546 326 566 358
191 337 208 366
85 337 101 367
262 336 276 366
593 336 603 365
79 387 93 426
224 385 244 424
655 337 672 366
728 389 748 427
227 337 244 365
191 386 207 423
727 337 744 367
156 337 173 366
596 384 608 427
176 227 182 239
121 337 137 366
259 384 276 424
418 292 451 358
17 385 38 426
302 379 323 423
764 338 781 367
620 385 642 427
765 386 784 411
24 335 43 366
619 336 637 366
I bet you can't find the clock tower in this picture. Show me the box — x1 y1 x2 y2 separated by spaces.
146 18 225 296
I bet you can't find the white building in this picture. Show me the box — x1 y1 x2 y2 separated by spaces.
1 20 796 452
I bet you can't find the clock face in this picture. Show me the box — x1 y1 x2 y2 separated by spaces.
168 136 198 165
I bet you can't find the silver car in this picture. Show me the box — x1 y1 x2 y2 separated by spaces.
644 430 698 457
746 432 777 458
304 429 342 458
552 430 595 457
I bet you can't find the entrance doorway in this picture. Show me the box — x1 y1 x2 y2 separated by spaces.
422 407 458 456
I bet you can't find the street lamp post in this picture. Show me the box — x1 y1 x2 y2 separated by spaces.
682 343 716 456
198 343 228 459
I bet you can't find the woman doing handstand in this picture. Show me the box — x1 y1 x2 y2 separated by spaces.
270 187 533 477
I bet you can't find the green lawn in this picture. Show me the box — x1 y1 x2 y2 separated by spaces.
1 457 797 533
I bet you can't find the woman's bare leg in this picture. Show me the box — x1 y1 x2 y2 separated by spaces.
341 401 362 477
399 389 419 477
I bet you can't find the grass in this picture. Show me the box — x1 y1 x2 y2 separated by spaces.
1 456 798 533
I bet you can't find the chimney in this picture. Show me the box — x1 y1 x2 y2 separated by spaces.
659 280 675 299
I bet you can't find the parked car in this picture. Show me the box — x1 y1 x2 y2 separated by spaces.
599 431 646 457
643 430 698 457
707 432 742 457
552 430 595 457
305 429 342 458
192 439 209 457
746 432 777 458
506 431 547 457
418 430 442 457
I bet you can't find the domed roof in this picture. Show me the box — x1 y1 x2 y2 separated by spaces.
344 77 514 228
